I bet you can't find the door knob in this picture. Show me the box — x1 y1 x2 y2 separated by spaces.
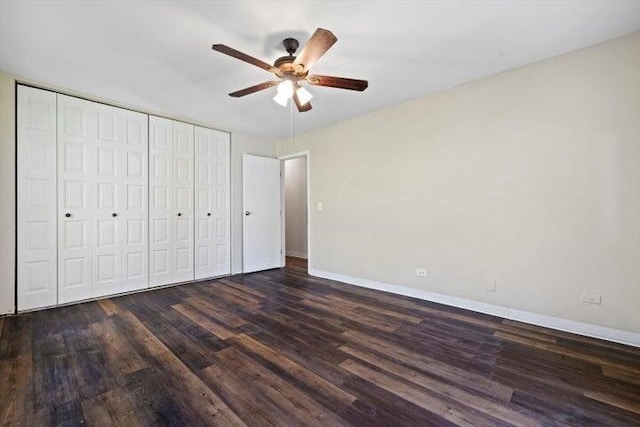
177 213 182 217
112 213 117 217
244 211 251 216
65 213 71 218
207 213 211 216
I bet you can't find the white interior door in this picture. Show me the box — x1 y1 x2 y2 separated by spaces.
17 85 58 310
172 121 195 282
120 109 148 292
149 116 174 286
93 103 123 297
195 127 230 279
149 117 195 286
242 154 282 273
58 95 95 303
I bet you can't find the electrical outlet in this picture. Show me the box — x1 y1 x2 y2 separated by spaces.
581 293 602 305
317 202 323 211
485 279 496 292
416 268 427 277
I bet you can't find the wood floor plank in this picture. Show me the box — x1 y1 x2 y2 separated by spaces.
339 344 513 402
217 278 267 299
229 333 356 407
584 391 640 416
81 388 142 427
0 316 34 426
98 298 121 317
339 346 537 426
326 294 423 324
339 376 459 427
340 358 511 427
172 303 236 340
185 296 248 328
216 346 349 426
602 365 640 385
494 331 640 374
89 319 147 378
200 362 300 427
117 311 246 426
300 298 400 332
340 330 512 400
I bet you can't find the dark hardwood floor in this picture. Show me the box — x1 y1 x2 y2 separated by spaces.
1 266 640 426
286 256 308 270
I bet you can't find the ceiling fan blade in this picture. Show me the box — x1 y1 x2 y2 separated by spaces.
292 28 337 72
306 74 368 91
212 44 279 75
229 81 279 97
293 91 312 112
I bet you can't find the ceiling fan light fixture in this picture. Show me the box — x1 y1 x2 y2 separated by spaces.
296 86 313 105
277 79 294 98
273 91 289 107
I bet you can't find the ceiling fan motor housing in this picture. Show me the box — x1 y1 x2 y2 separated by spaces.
274 38 305 75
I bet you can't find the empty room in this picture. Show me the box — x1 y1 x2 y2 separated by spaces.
1 1 639 425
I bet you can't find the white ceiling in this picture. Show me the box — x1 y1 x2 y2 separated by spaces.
1 1 639 139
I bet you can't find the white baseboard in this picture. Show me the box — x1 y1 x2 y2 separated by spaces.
309 268 640 348
286 251 308 259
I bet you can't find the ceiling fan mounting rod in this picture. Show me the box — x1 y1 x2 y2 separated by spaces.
282 38 299 55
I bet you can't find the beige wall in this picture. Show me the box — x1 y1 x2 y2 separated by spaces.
277 33 640 335
0 73 16 314
284 157 308 258
0 71 275 312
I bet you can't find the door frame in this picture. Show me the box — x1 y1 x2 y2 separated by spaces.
279 150 310 268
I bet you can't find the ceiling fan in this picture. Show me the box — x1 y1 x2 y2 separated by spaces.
212 28 368 112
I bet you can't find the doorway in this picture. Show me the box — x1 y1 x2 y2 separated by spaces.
283 155 309 272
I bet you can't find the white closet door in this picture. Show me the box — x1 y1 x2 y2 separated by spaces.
121 110 149 291
195 127 230 279
59 96 149 302
58 95 95 303
17 86 58 311
93 103 124 297
172 121 195 283
149 116 174 286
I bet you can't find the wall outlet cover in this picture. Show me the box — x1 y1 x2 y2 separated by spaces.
416 268 427 277
581 293 602 305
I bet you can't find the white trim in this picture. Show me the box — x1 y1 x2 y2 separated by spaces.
285 251 308 259
279 151 311 160
309 268 640 348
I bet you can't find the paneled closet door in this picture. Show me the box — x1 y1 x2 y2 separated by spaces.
59 96 149 302
92 104 149 297
121 110 149 292
195 126 230 279
149 116 174 286
58 95 95 303
93 103 124 297
172 122 195 283
17 86 58 311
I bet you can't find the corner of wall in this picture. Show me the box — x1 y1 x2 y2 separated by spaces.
0 71 17 314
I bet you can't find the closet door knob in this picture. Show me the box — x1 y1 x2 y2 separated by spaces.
207 213 211 216
65 213 71 218
112 213 117 217
177 213 182 217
